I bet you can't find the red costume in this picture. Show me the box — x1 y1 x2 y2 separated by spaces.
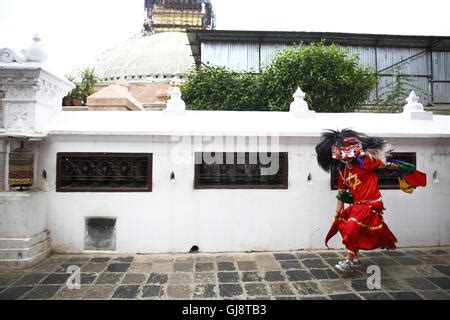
316 129 425 258
335 157 397 254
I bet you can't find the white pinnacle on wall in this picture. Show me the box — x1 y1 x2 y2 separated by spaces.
403 91 424 112
402 91 433 120
164 87 187 115
289 87 315 117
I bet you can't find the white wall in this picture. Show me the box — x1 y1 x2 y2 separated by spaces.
0 191 47 238
37 134 450 253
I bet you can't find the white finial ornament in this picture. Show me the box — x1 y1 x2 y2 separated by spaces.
293 87 305 100
22 34 48 63
403 91 424 113
402 90 433 120
406 91 421 106
289 87 315 117
165 87 186 114
290 87 309 112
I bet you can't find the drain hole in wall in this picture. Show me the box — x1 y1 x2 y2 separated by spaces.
190 245 199 253
85 217 117 251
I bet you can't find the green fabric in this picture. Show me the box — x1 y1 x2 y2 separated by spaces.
336 191 354 204
397 161 416 174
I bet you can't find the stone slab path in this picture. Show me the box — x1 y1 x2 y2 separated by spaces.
1 247 449 300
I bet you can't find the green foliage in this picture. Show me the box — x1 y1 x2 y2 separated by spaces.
65 67 99 105
181 42 378 112
261 43 378 112
70 84 84 100
80 67 99 97
181 65 266 111
375 68 430 107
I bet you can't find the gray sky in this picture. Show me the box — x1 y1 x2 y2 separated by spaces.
1 0 449 77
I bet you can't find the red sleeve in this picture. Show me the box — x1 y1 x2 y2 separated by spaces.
363 157 383 171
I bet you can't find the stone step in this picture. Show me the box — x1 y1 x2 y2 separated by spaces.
0 231 51 270
0 238 51 260
0 246 51 270
0 231 48 249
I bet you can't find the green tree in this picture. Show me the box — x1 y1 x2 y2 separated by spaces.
261 42 377 112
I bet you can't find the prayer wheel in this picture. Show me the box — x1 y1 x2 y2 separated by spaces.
8 145 34 190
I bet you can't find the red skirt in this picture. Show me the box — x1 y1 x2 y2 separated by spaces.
336 201 397 254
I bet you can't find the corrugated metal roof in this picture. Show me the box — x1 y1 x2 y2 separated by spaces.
187 30 450 50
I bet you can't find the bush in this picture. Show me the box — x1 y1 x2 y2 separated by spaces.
181 65 266 111
181 42 378 112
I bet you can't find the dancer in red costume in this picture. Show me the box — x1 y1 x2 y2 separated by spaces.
315 129 426 271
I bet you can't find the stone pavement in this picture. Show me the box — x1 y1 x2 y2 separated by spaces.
0 247 449 300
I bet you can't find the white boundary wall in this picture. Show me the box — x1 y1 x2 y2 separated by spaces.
34 110 450 253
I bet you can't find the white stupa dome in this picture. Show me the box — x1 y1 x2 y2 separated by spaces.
94 32 194 83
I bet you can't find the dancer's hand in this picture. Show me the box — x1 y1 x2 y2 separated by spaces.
333 209 341 223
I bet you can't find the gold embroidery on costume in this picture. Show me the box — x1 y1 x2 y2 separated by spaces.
335 217 384 231
346 172 361 190
348 218 383 230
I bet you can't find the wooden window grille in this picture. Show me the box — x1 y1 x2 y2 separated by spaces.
56 153 152 192
194 152 288 189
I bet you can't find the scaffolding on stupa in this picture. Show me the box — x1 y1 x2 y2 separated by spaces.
144 0 215 34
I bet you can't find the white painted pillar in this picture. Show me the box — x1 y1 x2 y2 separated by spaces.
0 35 74 269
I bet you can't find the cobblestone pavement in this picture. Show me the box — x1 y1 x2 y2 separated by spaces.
1 247 449 300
